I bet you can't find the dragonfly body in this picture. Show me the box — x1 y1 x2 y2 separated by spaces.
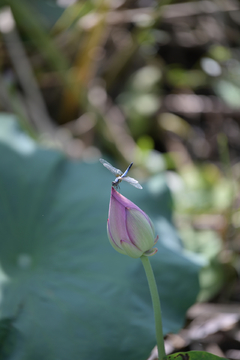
99 159 142 189
111 162 133 187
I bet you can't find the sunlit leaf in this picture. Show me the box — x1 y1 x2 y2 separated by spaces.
164 350 227 360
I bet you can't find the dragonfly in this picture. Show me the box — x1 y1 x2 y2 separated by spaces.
99 158 143 189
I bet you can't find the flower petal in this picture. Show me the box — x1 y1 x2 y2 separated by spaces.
126 208 155 252
108 194 130 247
120 240 143 258
154 235 159 245
143 247 158 256
111 187 141 211
107 220 126 255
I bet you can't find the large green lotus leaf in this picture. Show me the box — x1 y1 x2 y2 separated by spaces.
0 139 200 359
1 0 64 29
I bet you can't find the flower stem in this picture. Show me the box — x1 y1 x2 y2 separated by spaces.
140 255 166 360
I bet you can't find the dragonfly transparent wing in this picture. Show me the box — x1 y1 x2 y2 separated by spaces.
121 176 143 189
99 158 122 176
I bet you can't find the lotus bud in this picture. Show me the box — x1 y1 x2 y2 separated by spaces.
107 187 158 258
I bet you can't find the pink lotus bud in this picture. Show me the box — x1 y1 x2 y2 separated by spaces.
107 187 158 258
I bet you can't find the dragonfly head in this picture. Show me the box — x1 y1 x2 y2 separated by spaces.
112 179 117 187
112 177 121 189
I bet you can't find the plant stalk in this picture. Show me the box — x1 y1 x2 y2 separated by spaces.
140 255 166 360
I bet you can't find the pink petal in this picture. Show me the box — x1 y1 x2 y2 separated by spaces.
107 219 126 254
108 193 130 247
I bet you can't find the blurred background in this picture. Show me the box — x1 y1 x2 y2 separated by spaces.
1 0 240 358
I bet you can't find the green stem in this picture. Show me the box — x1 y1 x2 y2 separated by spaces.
140 255 166 360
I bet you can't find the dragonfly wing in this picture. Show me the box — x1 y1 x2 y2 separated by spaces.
99 158 122 176
121 176 143 189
